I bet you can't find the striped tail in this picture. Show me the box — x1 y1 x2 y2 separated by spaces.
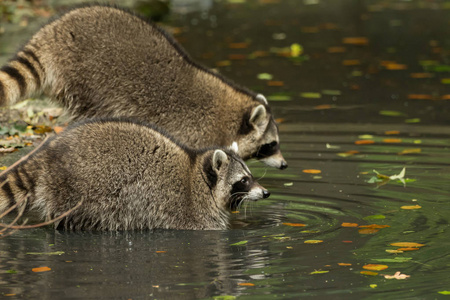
0 48 44 107
0 164 37 214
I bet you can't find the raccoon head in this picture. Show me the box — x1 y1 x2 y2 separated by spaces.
236 95 288 170
205 149 270 211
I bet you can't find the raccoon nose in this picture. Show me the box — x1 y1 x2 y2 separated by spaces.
262 190 270 199
280 161 288 170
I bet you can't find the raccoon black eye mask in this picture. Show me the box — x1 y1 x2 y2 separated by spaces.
0 4 287 169
0 118 269 231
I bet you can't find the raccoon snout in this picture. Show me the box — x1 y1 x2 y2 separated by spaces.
280 161 288 170
263 190 270 199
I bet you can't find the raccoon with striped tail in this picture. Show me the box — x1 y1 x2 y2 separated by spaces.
0 119 270 231
0 4 287 170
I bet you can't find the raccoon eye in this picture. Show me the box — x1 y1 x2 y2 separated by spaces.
240 177 249 184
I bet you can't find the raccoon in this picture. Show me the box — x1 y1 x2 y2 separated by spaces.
0 5 287 169
0 119 270 230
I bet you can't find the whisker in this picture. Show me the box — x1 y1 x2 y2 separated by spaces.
256 168 268 181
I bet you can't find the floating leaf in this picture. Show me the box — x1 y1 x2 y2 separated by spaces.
405 118 421 123
400 205 421 210
438 291 450 295
238 282 255 286
398 148 421 155
370 284 377 288
321 89 342 96
338 263 352 266
6 270 17 274
257 73 273 80
32 266 51 273
408 94 433 100
384 63 407 70
341 222 358 227
27 251 64 255
303 169 321 174
410 73 433 78
155 251 167 253
337 150 360 157
396 247 420 251
230 240 248 246
355 140 375 145
314 104 335 110
283 222 306 227
304 240 323 244
359 228 379 234
390 242 425 248
358 134 374 139
342 37 369 45
372 257 412 263
300 92 321 99
213 296 236 300
385 250 404 254
342 59 360 66
383 138 402 143
284 182 293 187
379 110 406 117
359 224 390 229
267 94 292 101
290 43 303 57
267 81 284 86
363 264 388 271
383 271 410 280
310 270 329 274
360 271 378 276
385 130 400 135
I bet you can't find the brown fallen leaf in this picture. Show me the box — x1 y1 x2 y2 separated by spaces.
355 140 375 145
383 271 410 279
342 37 369 45
359 224 390 229
341 222 358 227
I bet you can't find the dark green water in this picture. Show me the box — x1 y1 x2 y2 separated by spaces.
0 0 449 299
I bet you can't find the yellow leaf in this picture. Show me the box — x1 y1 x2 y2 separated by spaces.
0 166 7 171
396 247 420 251
282 223 306 227
383 138 402 143
303 169 321 174
341 223 359 227
363 264 388 271
355 140 375 145
398 148 421 155
390 242 425 248
238 282 255 286
360 271 378 276
304 240 323 244
400 205 422 210
32 266 51 273
338 263 352 266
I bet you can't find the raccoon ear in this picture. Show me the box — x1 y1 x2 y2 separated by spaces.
212 150 228 172
250 105 267 126
229 141 239 154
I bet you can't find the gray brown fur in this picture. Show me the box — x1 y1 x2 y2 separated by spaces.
0 119 269 230
0 5 287 169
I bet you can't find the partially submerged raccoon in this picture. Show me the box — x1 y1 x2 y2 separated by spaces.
0 119 269 230
0 5 287 169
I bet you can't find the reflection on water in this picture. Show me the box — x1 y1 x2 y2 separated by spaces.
0 0 450 299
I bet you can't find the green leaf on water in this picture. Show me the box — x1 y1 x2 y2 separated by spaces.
379 110 406 117
230 240 248 246
368 176 384 183
405 118 421 123
372 257 413 263
321 89 342 96
300 92 321 99
214 296 237 300
26 251 65 256
6 270 17 274
441 78 450 84
267 94 292 101
363 214 386 220
438 291 450 295
257 73 273 80
310 270 329 275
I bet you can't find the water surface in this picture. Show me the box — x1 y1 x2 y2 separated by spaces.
0 0 449 299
